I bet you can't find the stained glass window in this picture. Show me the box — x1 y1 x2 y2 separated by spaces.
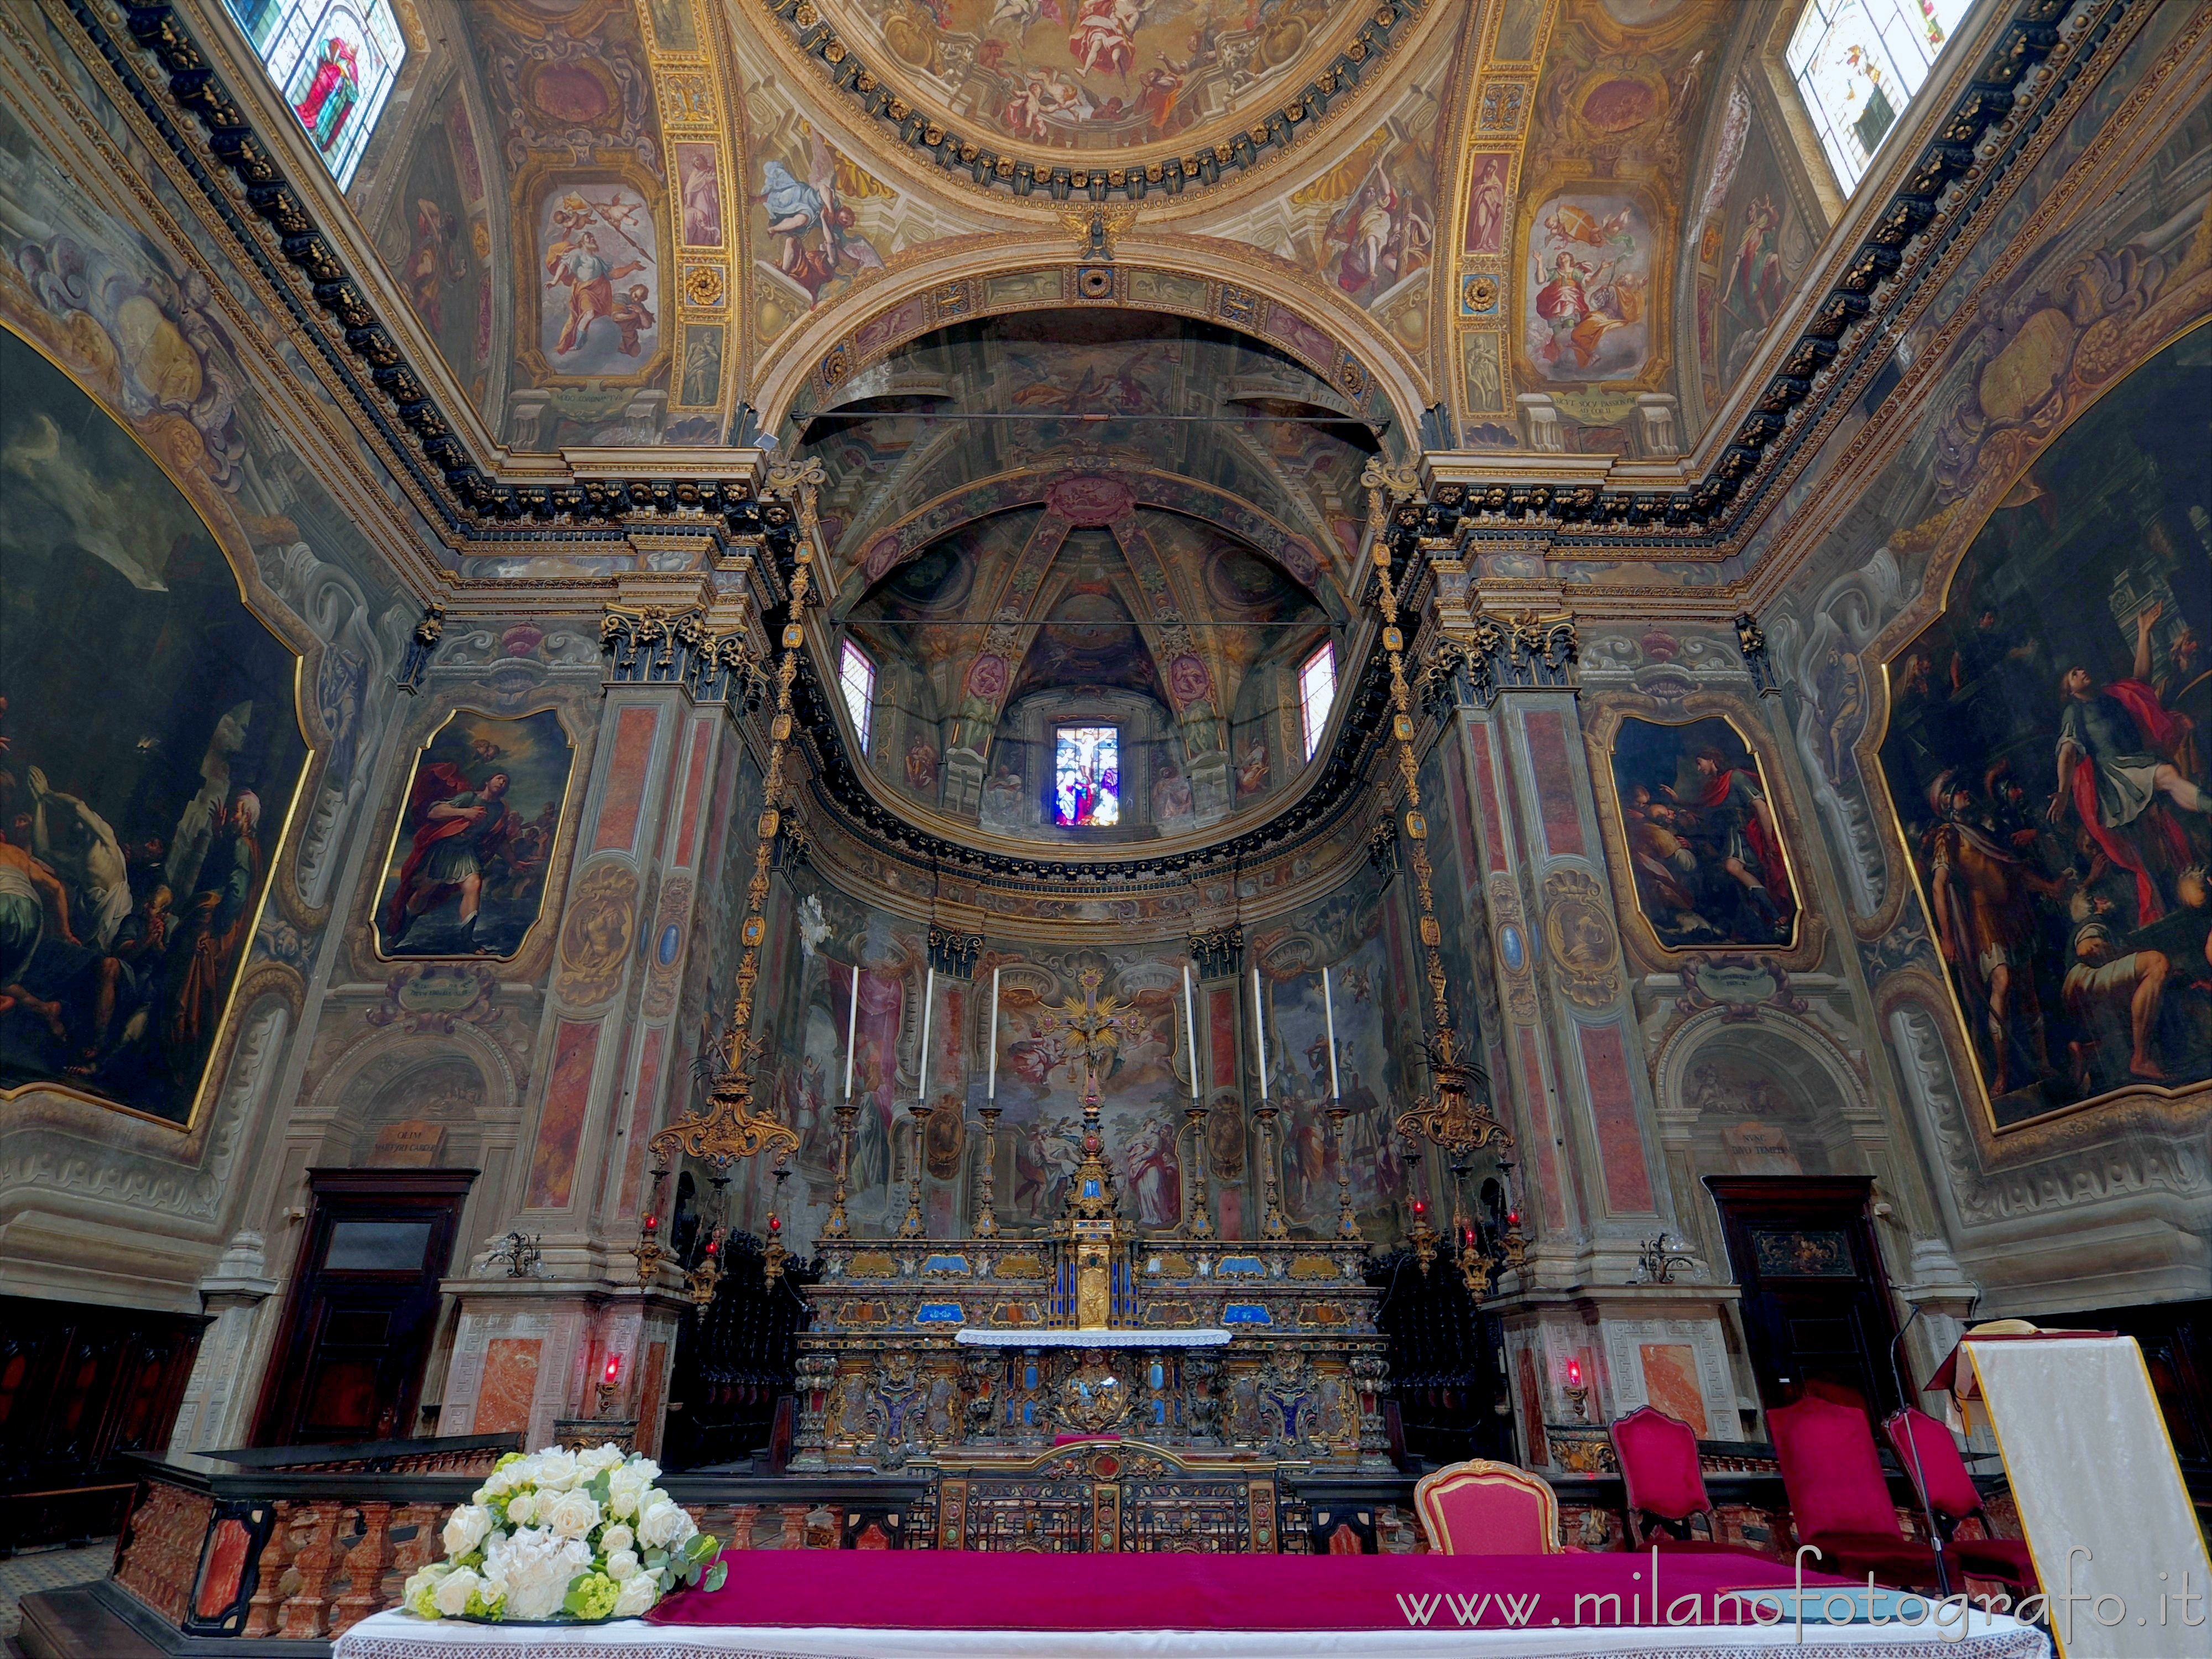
221 0 407 190
1053 726 1119 827
839 640 875 752
1298 641 1337 761
1787 0 1975 193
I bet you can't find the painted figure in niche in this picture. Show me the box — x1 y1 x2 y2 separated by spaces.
1236 737 1269 797
982 762 1026 827
1722 195 1786 332
1464 153 1509 257
291 35 360 156
905 731 940 796
1878 325 2211 1124
374 709 571 958
681 327 722 406
1613 717 1797 949
0 332 309 1122
1124 1114 1181 1228
676 143 723 247
1151 760 1193 824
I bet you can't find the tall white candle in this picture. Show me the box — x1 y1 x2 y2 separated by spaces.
1183 963 1199 1102
1322 965 1342 1102
988 966 1001 1102
843 966 859 1100
917 967 936 1103
1251 964 1269 1103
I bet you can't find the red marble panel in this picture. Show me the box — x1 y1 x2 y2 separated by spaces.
1465 723 1509 872
591 705 661 853
1443 738 1478 875
527 1020 601 1209
1522 711 1585 858
636 1340 669 1458
1640 1343 1707 1435
615 1026 666 1221
475 1338 541 1436
1516 1349 1547 1467
1209 988 1237 1089
1516 1027 1569 1232
674 716 713 867
1576 1023 1655 1214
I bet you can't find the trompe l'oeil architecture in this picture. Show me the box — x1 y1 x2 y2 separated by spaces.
1 0 2208 1626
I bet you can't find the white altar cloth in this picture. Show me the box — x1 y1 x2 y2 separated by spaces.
334 1608 2047 1659
952 1327 1232 1348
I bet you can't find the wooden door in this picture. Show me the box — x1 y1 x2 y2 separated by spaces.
1705 1176 1902 1419
253 1168 474 1447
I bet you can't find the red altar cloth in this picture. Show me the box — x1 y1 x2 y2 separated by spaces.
651 1550 1853 1632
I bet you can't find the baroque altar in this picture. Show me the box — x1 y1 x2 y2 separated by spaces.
787 1068 1391 1552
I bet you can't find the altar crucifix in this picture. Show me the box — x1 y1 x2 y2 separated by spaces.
1039 969 1148 1328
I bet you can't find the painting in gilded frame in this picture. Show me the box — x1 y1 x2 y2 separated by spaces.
371 708 573 959
1608 714 1799 951
1876 324 2212 1129
0 326 311 1125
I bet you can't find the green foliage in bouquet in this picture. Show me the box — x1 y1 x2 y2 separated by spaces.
400 1444 724 1624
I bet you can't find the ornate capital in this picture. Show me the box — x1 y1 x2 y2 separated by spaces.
1187 925 1244 980
926 925 984 980
601 604 760 705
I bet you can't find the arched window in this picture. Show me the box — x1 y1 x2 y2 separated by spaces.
1298 640 1337 761
1786 0 1975 193
839 639 876 753
220 0 407 190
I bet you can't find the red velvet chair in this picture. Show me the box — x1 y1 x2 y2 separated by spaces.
1884 1408 2039 1597
1768 1395 1941 1589
1608 1406 1774 1558
1413 1460 1562 1554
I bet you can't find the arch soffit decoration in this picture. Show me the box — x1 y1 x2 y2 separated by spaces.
302 1016 525 1134
830 467 1352 625
748 247 1433 440
1652 1005 1871 1127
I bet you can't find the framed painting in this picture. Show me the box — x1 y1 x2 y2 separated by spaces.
1874 323 2211 1128
0 326 312 1126
371 708 574 958
1605 713 1801 951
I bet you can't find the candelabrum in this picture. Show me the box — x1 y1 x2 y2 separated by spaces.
1253 1103 1288 1240
686 1225 724 1308
898 1099 933 1238
974 1105 1001 1237
630 1170 668 1286
1635 1234 1697 1284
1327 1100 1360 1241
490 1231 542 1279
1403 1141 1437 1274
763 1167 792 1285
823 1101 856 1238
1182 1101 1214 1239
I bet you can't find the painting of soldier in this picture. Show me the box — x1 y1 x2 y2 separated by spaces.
0 328 310 1124
1877 325 2212 1124
373 709 572 958
1610 716 1798 951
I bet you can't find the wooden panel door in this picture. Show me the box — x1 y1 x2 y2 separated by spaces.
252 1168 475 1447
1705 1176 1902 1420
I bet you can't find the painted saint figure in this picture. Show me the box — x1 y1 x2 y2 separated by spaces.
383 764 517 952
545 222 648 356
291 36 360 155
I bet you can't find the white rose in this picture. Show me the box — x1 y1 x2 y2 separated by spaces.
600 1523 634 1556
543 1489 601 1541
626 1456 662 1484
613 1572 659 1619
606 1467 647 1520
580 1443 626 1473
605 1548 640 1581
504 1491 536 1526
442 1505 492 1558
483 1527 591 1622
531 1448 582 1490
433 1567 480 1617
510 1454 543 1485
635 1499 686 1550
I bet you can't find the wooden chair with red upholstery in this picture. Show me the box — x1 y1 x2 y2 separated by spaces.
1413 1459 1563 1554
1607 1406 1774 1559
1768 1394 1942 1589
1883 1407 2039 1598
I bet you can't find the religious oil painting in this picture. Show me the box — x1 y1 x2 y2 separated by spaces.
1879 324 2212 1128
1610 716 1799 951
372 708 573 959
1053 725 1120 828
1524 191 1653 382
533 178 661 380
0 327 310 1125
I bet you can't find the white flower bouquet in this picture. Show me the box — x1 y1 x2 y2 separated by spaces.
400 1444 724 1624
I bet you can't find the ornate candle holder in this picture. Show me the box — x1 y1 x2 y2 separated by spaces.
631 1171 667 1287
823 1101 856 1238
686 1225 724 1308
1327 1100 1359 1241
898 1099 933 1238
1182 1101 1214 1239
763 1167 792 1284
1403 1140 1436 1274
1254 1103 1288 1240
974 1104 1001 1237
